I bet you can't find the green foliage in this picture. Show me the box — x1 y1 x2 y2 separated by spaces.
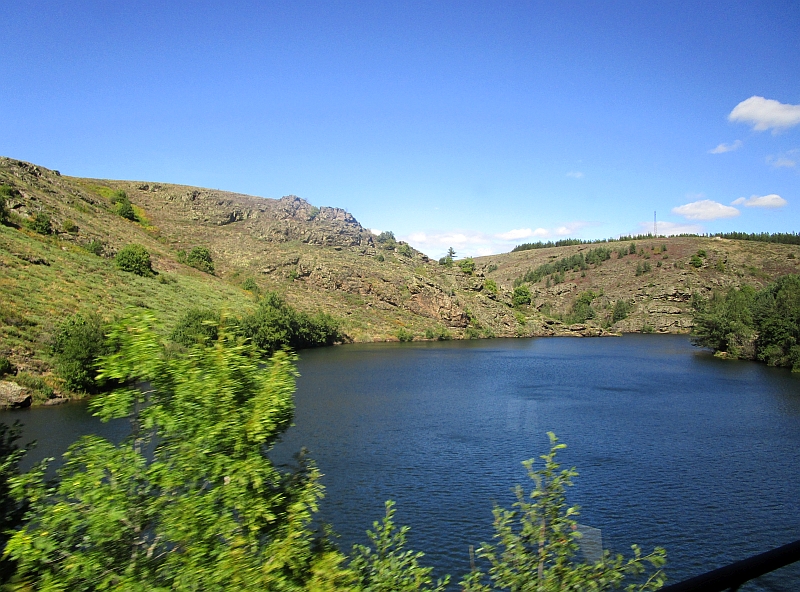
115 244 154 276
635 262 652 276
752 274 800 369
512 284 532 307
183 245 215 274
447 246 456 259
0 185 20 225
697 249 707 258
567 291 596 323
424 326 452 340
628 242 637 255
376 253 385 262
27 212 52 235
50 313 110 393
461 433 666 592
62 218 78 233
84 239 104 256
487 263 498 273
689 254 703 268
642 324 655 334
0 357 15 376
484 278 499 294
377 231 397 250
8 314 352 590
115 199 136 220
460 258 476 275
239 292 341 355
438 256 453 266
612 299 631 323
396 327 414 342
514 247 611 286
692 286 757 358
109 190 128 205
13 372 54 403
170 308 220 347
511 238 586 252
241 277 259 293
0 422 28 584
398 243 413 257
351 501 449 591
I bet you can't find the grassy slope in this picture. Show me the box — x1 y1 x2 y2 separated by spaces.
2 156 799 399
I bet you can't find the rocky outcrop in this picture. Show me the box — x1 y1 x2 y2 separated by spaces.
0 381 31 409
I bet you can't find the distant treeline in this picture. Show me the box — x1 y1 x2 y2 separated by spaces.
512 232 800 253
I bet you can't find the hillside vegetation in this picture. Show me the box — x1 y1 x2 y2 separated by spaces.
2 156 799 400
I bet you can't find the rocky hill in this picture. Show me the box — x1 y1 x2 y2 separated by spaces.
2 156 799 396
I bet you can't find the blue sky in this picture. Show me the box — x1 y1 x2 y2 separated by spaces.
2 1 799 258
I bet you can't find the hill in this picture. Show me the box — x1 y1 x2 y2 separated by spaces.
1 156 799 400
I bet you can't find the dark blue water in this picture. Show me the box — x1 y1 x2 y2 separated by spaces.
6 335 800 589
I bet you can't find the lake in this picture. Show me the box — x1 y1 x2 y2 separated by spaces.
6 335 800 589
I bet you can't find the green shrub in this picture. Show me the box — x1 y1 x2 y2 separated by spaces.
424 326 451 340
397 243 413 258
84 239 104 256
62 219 79 233
567 291 596 323
628 242 637 255
115 244 153 276
12 372 54 403
242 277 259 292
115 200 136 221
612 299 631 322
512 284 531 306
459 258 475 275
185 246 214 274
690 254 703 268
27 212 52 235
0 357 15 376
170 308 220 347
438 256 453 266
0 185 19 225
109 190 128 205
51 313 109 393
697 249 707 258
396 327 414 342
484 279 498 294
376 253 385 262
486 264 498 273
239 292 340 355
642 323 655 333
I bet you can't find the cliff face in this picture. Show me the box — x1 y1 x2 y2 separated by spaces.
3 155 800 388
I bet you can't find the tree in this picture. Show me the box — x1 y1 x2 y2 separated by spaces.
7 314 352 590
461 433 666 592
51 313 109 392
692 286 756 357
0 422 28 584
447 247 456 259
115 244 154 276
460 258 476 275
512 285 532 307
27 212 52 235
185 246 215 274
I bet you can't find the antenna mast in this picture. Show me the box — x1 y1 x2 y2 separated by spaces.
654 211 657 237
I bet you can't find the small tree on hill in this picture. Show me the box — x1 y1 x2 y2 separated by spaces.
27 212 52 235
512 285 532 307
115 244 154 276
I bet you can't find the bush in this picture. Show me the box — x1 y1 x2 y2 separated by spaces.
109 190 128 205
438 256 453 266
62 219 79 233
185 246 214 274
396 328 414 342
51 313 109 393
459 258 475 275
241 277 259 292
512 284 531 307
424 326 451 340
568 291 596 323
484 279 498 294
170 308 220 347
612 299 631 322
376 253 385 262
115 244 153 276
397 243 413 258
84 239 104 256
115 200 136 221
0 185 20 225
690 254 703 268
0 357 15 376
239 292 340 355
27 212 52 235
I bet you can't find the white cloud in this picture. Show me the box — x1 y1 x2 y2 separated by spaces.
566 171 584 178
370 228 381 235
635 220 705 236
766 150 798 169
731 194 788 208
709 140 742 154
672 199 740 220
496 228 534 240
729 96 800 133
401 222 589 258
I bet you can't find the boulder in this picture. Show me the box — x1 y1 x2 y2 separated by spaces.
0 381 32 409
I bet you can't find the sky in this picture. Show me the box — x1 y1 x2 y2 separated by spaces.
1 1 799 258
